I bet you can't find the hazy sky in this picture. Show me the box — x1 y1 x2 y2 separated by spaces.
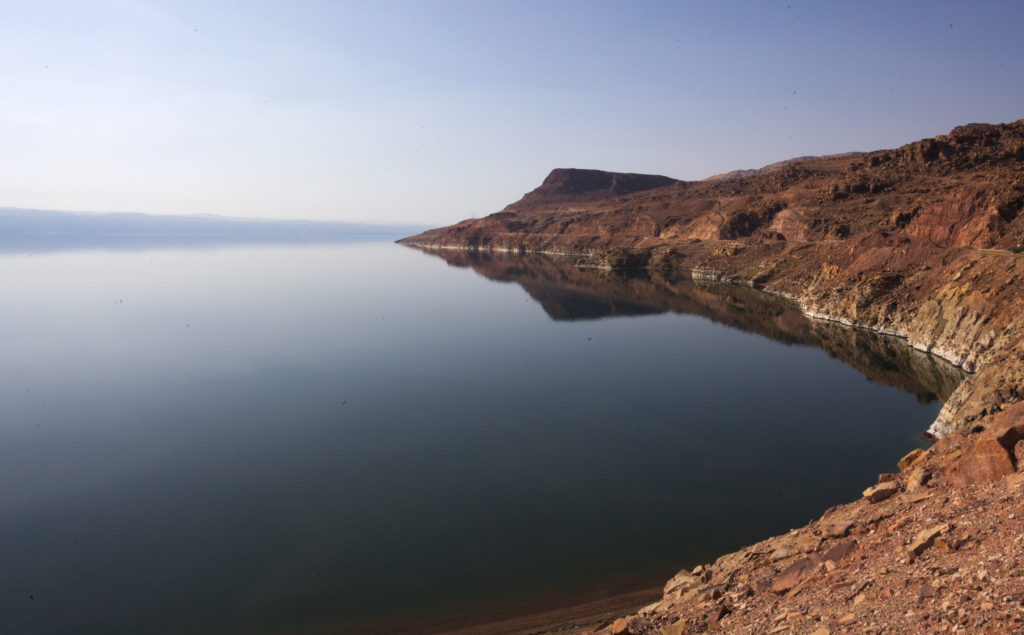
2 1 1023 224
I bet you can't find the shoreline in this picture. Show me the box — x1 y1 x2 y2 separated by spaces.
445 586 663 634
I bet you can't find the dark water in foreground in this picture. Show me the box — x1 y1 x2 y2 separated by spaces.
0 241 963 633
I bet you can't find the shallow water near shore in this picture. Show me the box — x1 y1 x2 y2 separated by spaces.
0 240 962 633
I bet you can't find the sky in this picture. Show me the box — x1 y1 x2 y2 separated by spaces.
1 1 1023 225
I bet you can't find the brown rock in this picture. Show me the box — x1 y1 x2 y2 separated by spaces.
863 481 900 503
822 540 857 564
905 490 932 504
932 433 966 454
797 533 822 553
950 437 1017 487
983 401 1024 451
898 448 928 471
772 558 817 594
1007 472 1024 488
659 623 689 635
664 570 701 599
906 466 931 491
694 586 723 602
609 617 631 635
823 520 854 537
908 523 951 559
709 605 731 624
837 613 857 625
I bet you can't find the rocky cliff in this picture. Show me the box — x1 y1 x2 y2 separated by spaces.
400 119 1024 440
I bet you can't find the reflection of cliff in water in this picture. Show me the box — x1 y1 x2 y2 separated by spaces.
421 248 966 404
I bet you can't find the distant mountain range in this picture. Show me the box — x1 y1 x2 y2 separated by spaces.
0 207 430 252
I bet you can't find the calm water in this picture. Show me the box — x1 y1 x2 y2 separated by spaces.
0 241 961 633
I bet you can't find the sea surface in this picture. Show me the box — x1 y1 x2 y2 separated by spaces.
0 239 963 633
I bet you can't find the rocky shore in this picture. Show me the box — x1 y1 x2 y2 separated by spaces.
400 119 1024 632
589 403 1024 635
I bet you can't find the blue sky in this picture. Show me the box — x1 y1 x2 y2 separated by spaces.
1 0 1022 224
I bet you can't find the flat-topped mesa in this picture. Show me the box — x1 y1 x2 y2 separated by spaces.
509 168 680 211
397 168 681 248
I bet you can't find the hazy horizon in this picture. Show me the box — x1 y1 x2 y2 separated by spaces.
3 1 1023 224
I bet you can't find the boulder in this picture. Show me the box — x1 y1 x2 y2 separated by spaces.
950 437 1016 487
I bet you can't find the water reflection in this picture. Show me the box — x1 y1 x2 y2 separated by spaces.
419 248 965 404
0 242 966 633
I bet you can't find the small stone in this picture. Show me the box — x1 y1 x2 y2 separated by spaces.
773 558 816 594
823 540 857 564
909 523 951 559
837 613 856 625
853 593 866 605
981 602 994 610
863 481 900 503
770 547 796 561
907 466 931 492
797 533 822 552
664 570 701 598
823 520 854 537
898 448 928 471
